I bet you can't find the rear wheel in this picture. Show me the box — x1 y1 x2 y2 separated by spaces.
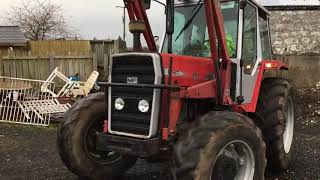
256 77 295 171
57 93 136 180
174 111 266 180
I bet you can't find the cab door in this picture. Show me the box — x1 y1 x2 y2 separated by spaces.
239 1 260 103
239 2 272 104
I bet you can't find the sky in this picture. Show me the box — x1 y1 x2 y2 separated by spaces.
0 0 318 46
0 0 167 46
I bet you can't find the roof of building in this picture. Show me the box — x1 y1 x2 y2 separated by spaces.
259 0 320 6
0 26 27 46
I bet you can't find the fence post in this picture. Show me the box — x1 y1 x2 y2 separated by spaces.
113 40 120 54
93 53 98 71
0 56 3 76
49 56 54 72
104 53 109 80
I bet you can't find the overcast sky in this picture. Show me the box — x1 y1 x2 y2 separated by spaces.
0 0 318 45
0 0 167 45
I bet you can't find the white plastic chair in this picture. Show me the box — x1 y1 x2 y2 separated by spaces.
41 67 99 98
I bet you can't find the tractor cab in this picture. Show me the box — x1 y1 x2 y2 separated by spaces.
161 0 273 104
161 0 272 59
161 0 240 58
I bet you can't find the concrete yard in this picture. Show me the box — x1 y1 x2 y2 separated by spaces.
0 88 319 180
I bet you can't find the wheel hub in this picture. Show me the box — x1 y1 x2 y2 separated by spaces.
85 119 122 163
210 140 255 180
283 97 294 153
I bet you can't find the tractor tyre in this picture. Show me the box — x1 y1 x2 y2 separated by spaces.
174 111 266 180
57 93 137 180
256 77 295 171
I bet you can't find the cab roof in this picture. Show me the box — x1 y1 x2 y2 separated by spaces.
174 0 270 15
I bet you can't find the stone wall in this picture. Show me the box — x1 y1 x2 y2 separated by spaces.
267 9 320 87
269 10 320 55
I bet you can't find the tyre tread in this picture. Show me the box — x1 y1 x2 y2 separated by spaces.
256 77 294 171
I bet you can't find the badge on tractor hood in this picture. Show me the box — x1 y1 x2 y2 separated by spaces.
127 77 138 84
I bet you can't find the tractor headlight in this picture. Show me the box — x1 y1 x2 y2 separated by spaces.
115 98 125 110
138 99 149 113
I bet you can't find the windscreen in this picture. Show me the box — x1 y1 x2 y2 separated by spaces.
162 1 239 58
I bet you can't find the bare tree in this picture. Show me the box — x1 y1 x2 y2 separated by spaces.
5 0 79 40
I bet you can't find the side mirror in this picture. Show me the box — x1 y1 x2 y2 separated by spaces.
143 0 151 10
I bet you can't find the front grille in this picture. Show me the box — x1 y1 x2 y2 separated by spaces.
109 54 161 138
111 55 155 84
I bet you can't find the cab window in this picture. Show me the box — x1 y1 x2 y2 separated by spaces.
259 12 272 59
162 1 239 58
242 3 257 74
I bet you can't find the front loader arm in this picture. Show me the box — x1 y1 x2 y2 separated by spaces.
124 0 157 52
204 0 233 105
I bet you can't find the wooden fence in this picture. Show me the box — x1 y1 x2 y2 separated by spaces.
0 55 97 82
91 40 119 80
29 40 92 56
0 40 120 84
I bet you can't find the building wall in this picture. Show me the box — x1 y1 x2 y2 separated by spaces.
269 10 320 55
268 9 320 87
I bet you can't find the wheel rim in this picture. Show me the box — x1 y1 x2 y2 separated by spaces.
283 97 294 153
210 140 255 180
84 118 122 163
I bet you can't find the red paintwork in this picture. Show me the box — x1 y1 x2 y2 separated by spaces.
103 120 109 134
221 61 234 105
160 54 216 139
168 97 183 134
204 0 233 105
121 0 288 140
160 93 183 140
126 3 135 20
185 80 217 99
162 128 169 140
235 60 289 113
124 0 232 103
204 0 229 64
124 0 234 139
161 54 215 87
159 89 169 140
204 0 218 60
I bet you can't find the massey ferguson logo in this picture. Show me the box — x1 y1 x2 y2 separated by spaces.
127 77 138 84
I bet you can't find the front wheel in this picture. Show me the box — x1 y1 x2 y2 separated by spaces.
174 111 266 180
57 93 136 180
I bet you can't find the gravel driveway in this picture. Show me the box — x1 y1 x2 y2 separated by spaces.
0 88 319 180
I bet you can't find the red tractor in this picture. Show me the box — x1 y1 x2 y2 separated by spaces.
57 0 295 179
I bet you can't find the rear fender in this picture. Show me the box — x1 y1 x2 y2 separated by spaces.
234 60 288 113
